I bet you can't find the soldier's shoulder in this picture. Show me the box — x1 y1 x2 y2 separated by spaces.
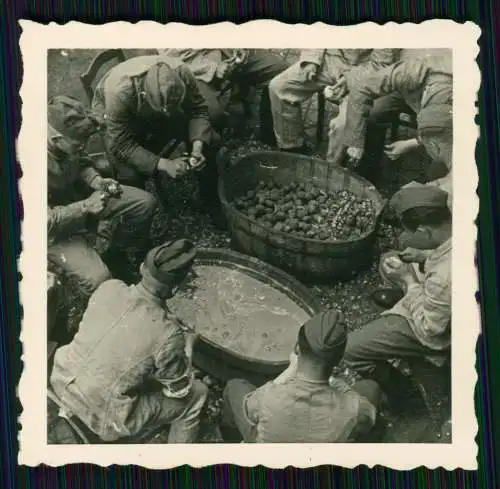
94 278 128 295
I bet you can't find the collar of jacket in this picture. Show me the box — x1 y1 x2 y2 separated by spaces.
428 237 451 263
133 282 164 306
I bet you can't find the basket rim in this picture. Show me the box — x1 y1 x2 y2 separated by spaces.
219 151 387 246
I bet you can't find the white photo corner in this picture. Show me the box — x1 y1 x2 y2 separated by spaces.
18 19 480 469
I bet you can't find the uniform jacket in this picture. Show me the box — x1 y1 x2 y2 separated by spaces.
50 279 190 440
300 49 397 74
161 49 238 84
243 375 377 443
92 54 212 177
386 238 451 351
343 56 453 150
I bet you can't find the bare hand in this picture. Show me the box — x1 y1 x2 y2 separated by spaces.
323 76 347 103
184 332 199 359
382 255 404 275
215 61 233 80
301 62 318 81
157 157 189 179
346 147 364 167
384 140 413 161
398 247 430 264
82 191 108 215
92 177 122 197
187 152 206 171
381 255 416 289
232 49 249 65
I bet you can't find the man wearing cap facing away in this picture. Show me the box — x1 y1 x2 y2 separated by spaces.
47 95 158 297
221 310 381 443
343 56 453 206
92 52 224 227
343 183 451 378
50 240 208 443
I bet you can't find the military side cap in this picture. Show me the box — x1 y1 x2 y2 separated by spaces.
390 182 448 216
303 309 347 361
144 239 197 284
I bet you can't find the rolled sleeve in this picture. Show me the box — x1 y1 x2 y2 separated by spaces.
178 65 213 144
350 395 377 439
154 329 190 388
243 385 265 426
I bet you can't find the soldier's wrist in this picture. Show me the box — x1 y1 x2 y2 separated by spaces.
79 200 89 215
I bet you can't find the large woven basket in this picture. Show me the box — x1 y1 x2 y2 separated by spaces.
218 151 386 283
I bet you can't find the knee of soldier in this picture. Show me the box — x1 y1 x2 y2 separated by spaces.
268 73 285 97
187 380 209 411
208 105 227 132
123 186 158 220
140 191 158 219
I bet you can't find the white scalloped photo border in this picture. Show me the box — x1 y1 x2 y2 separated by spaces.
18 19 480 470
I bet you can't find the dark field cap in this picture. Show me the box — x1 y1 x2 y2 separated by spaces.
144 239 197 284
144 63 186 114
303 309 347 361
48 95 94 142
390 183 448 216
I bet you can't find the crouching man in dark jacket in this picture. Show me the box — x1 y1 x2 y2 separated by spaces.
221 310 381 443
92 53 224 227
47 95 158 295
50 240 208 443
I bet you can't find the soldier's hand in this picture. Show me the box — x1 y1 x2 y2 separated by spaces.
324 75 347 103
384 140 413 161
92 177 122 196
346 147 364 167
188 152 206 171
82 191 108 215
184 332 199 359
399 247 430 264
301 62 318 81
157 157 189 179
215 60 233 80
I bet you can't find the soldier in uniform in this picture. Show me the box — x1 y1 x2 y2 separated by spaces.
50 240 208 443
222 310 381 443
47 95 158 295
161 49 289 142
92 52 225 227
343 56 453 206
268 49 401 161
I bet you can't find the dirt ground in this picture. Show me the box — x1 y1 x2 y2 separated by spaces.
46 49 451 444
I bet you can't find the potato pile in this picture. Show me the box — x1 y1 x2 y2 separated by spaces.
232 180 377 241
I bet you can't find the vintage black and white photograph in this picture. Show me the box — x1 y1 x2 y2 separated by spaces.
19 21 479 469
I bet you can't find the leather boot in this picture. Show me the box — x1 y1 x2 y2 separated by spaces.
371 287 405 309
